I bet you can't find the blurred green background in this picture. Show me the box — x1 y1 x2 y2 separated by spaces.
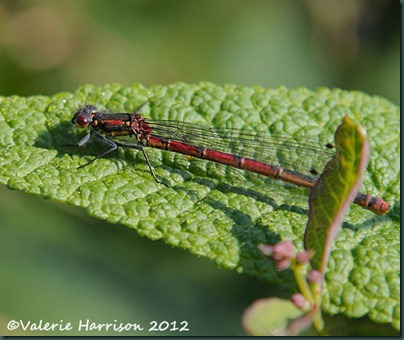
0 0 399 336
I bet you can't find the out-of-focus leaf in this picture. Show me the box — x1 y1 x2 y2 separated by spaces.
242 297 305 335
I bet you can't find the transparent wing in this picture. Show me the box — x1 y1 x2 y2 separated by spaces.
133 119 335 178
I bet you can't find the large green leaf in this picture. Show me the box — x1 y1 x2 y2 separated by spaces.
0 83 399 329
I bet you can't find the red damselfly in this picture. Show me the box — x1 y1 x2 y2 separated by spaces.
65 103 390 215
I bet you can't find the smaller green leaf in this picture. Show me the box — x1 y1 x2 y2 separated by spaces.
304 116 370 273
242 298 305 336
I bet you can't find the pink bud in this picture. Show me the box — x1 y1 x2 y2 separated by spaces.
272 240 294 260
290 293 310 310
307 269 322 284
296 249 314 264
258 243 274 256
277 258 292 270
259 240 295 271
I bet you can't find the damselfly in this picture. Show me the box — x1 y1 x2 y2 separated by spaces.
65 103 390 215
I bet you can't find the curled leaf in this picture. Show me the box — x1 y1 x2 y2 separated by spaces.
304 116 370 274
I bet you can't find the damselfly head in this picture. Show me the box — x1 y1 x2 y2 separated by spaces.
72 105 98 127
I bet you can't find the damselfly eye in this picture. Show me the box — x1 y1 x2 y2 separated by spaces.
75 114 89 127
72 105 98 126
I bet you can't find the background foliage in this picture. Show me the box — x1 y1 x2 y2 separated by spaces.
0 0 399 336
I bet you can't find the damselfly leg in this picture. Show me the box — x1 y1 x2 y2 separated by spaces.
64 132 163 183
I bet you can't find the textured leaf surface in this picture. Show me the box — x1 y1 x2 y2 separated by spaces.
0 83 399 329
305 116 370 273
